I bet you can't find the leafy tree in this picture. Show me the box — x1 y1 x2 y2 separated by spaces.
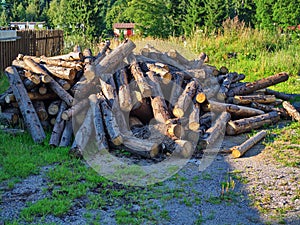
0 8 8 26
254 0 275 29
204 0 228 30
124 0 173 38
272 0 300 29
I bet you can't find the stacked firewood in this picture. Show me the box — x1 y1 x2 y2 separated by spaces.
0 39 299 159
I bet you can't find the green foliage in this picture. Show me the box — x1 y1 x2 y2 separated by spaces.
182 0 204 36
124 0 172 38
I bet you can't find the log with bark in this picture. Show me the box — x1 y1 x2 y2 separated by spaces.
226 111 280 135
282 101 300 122
115 68 133 112
5 66 46 143
49 101 67 147
231 130 267 158
233 95 276 105
227 72 289 97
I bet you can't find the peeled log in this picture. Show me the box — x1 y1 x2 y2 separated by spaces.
5 66 46 143
233 95 276 105
282 101 300 122
146 63 172 84
227 72 289 97
89 94 109 151
43 64 77 81
226 111 280 135
231 130 267 158
48 100 61 116
203 100 265 117
48 51 83 61
122 135 160 158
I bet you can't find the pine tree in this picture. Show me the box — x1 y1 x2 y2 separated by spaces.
204 0 227 30
254 0 275 29
0 8 8 26
182 0 204 36
272 0 300 29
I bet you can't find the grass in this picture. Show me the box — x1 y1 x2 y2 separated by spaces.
1 18 300 224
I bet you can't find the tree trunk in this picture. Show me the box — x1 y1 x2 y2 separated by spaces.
265 89 299 101
115 68 133 112
169 72 184 109
5 66 46 143
89 94 109 151
70 107 93 157
226 111 280 135
203 100 265 117
121 135 160 158
49 101 67 147
203 111 231 145
233 95 276 105
173 140 193 158
33 101 48 121
59 120 73 147
61 98 89 121
217 72 236 100
227 72 289 97
48 77 74 106
173 79 198 118
55 78 71 90
231 130 267 158
167 49 191 67
146 63 172 84
130 62 152 97
0 112 19 126
23 78 38 90
188 103 201 131
48 100 61 116
48 51 83 61
43 64 77 81
38 84 47 95
282 101 300 122
130 98 154 124
99 94 123 146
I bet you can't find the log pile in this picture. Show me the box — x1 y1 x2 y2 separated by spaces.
0 39 299 159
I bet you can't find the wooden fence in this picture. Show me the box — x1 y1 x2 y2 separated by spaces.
0 30 64 71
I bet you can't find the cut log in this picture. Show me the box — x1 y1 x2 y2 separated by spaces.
61 98 89 121
233 95 276 105
55 78 71 90
173 80 198 118
27 92 58 101
146 63 172 84
231 130 267 158
122 135 160 158
49 101 67 147
89 94 109 151
33 101 48 121
48 77 74 106
48 51 83 61
70 107 93 157
24 70 41 84
188 103 201 131
203 100 265 117
250 102 274 112
282 101 300 122
217 72 236 100
226 111 280 135
39 56 82 69
43 64 77 81
203 111 231 145
115 68 133 112
0 88 12 105
167 49 191 67
193 78 206 104
173 140 193 158
130 62 152 97
48 100 61 116
99 74 119 108
130 90 143 111
232 73 246 83
94 40 111 65
59 120 73 147
23 58 50 77
227 72 289 97
38 85 47 95
5 66 45 143
99 94 123 146
169 72 184 108
129 116 144 128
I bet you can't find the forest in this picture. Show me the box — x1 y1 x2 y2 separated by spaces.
0 0 300 40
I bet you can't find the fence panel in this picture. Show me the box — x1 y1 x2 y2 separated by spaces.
0 30 63 72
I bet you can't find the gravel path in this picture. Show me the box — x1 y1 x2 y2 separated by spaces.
1 135 299 224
